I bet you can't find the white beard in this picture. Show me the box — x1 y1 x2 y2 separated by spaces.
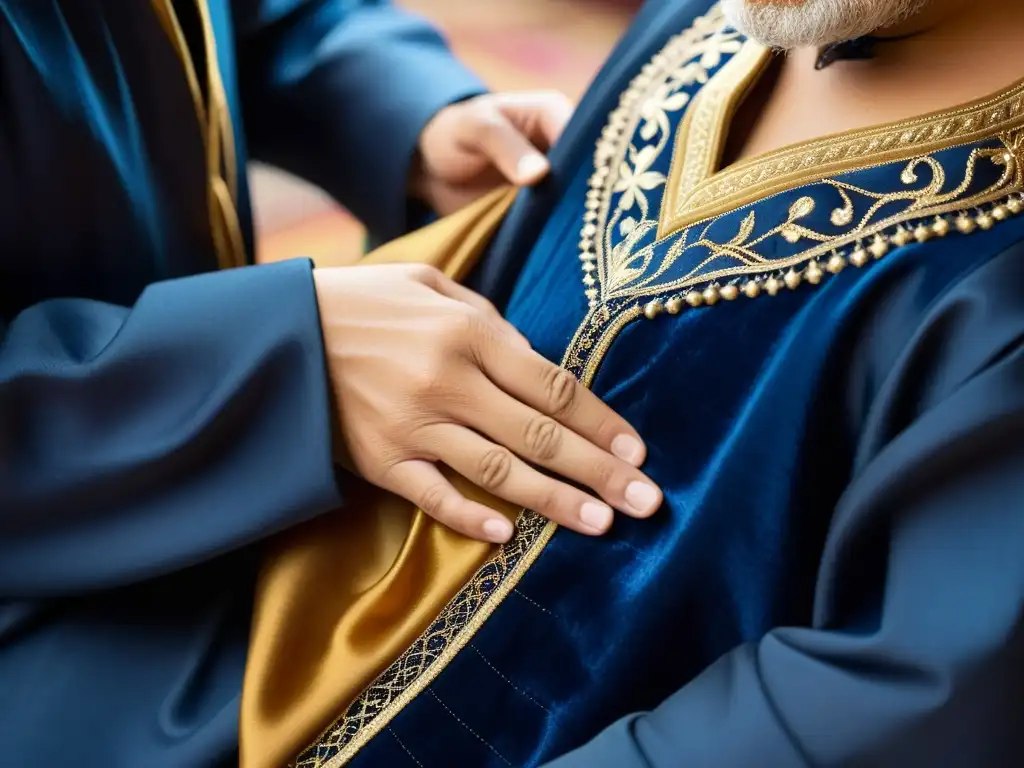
720 0 930 49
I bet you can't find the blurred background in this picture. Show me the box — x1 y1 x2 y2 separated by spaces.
253 0 637 266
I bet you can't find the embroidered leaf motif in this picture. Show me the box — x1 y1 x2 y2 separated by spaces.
726 210 756 245
788 196 816 220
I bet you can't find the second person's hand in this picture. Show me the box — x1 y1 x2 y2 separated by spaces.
314 263 663 544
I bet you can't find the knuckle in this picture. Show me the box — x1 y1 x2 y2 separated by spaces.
531 484 563 517
476 448 513 490
591 458 621 493
406 262 440 284
418 482 450 518
410 358 449 400
542 366 577 417
523 416 562 461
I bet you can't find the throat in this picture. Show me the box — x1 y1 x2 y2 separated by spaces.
718 26 1024 172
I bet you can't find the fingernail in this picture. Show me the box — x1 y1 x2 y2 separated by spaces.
611 434 644 466
482 518 514 543
516 155 549 184
624 482 660 517
579 501 613 533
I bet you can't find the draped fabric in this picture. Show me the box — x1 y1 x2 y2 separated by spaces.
240 188 518 768
259 4 1024 767
0 2 484 766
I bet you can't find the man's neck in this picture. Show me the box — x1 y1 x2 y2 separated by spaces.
723 0 1024 167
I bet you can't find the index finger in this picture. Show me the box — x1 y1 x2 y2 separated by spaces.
476 332 647 468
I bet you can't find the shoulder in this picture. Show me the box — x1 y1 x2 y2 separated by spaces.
843 228 1024 464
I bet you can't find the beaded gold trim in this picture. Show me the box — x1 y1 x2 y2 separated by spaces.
662 55 1024 237
580 3 1024 311
642 191 1024 320
298 6 1024 766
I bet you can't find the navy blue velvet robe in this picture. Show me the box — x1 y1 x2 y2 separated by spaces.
0 2 482 766
297 3 1024 767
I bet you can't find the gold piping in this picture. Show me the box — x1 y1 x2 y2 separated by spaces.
663 68 1024 236
150 0 246 268
658 40 771 238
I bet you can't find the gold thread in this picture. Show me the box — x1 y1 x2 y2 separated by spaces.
584 2 1024 307
150 0 246 269
658 39 771 238
299 306 642 768
296 4 1024 764
664 73 1024 235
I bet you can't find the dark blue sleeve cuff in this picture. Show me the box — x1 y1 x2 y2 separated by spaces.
0 259 343 596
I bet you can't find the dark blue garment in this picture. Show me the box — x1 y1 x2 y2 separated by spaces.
0 1 482 766
302 2 1024 767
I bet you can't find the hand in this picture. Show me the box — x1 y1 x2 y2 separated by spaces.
412 91 574 215
314 264 662 544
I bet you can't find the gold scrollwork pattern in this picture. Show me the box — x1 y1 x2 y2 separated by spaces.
299 6 1024 766
580 2 1024 317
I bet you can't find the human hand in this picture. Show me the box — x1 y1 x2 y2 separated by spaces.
412 91 574 216
314 263 662 544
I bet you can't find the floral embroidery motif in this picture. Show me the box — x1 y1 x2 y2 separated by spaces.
579 5 1024 315
298 5 1024 767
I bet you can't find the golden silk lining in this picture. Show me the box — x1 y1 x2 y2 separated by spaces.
240 188 519 768
151 0 246 269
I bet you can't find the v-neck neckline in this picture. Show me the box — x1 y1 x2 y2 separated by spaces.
658 38 1024 239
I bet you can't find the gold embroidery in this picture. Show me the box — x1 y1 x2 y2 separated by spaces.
663 61 1024 236
659 40 770 238
299 6 1024 765
582 2 1024 311
580 4 740 307
294 304 642 768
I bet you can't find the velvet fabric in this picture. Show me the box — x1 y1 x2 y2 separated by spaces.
0 2 482 766
309 4 1024 766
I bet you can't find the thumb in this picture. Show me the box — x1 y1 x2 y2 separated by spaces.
470 109 551 186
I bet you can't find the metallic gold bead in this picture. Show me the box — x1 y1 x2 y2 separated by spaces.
579 251 595 261
805 261 823 284
685 291 704 308
932 217 950 237
955 215 976 234
992 205 1009 221
742 280 761 298
783 269 802 290
913 224 932 243
582 262 596 273
891 228 911 246
579 238 593 251
826 254 846 274
583 274 596 286
643 300 663 320
848 248 868 267
765 276 782 296
1006 197 1022 214
977 212 994 230
869 236 889 259
665 296 683 314
585 288 598 301
720 284 740 301
703 285 720 305
581 223 598 237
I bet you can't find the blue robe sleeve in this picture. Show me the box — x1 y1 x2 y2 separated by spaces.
543 242 1024 768
232 0 486 242
0 260 342 598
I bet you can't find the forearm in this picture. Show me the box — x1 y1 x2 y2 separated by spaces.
0 259 342 597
